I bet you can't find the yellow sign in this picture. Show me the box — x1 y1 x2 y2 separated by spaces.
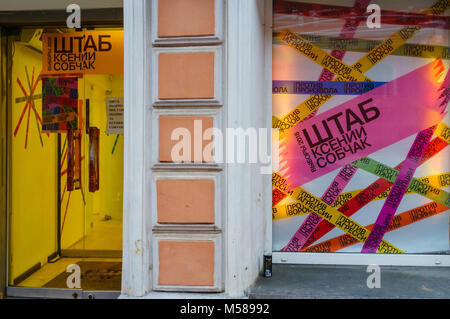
42 31 123 75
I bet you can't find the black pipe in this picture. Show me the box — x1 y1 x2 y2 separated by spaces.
57 133 61 257
86 99 90 134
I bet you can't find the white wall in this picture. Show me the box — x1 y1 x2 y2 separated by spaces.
226 0 272 297
121 0 272 298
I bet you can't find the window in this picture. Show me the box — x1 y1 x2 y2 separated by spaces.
272 0 449 259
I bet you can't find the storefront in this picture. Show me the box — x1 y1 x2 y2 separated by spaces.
0 2 124 299
0 0 449 299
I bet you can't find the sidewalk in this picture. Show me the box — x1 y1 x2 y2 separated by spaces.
249 264 450 299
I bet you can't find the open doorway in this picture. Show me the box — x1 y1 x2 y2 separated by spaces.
6 26 124 297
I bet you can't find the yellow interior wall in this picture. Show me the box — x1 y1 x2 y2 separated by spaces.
9 43 59 283
82 74 124 234
10 31 124 284
59 131 85 250
59 74 124 249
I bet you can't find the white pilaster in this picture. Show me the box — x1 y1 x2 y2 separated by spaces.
122 0 152 297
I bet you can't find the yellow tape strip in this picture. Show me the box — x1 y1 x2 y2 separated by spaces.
42 112 77 125
272 202 310 219
277 30 372 82
272 177 404 254
434 122 450 144
273 33 450 60
352 158 450 208
273 172 450 220
273 0 449 130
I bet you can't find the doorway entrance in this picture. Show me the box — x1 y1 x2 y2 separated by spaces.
4 26 124 298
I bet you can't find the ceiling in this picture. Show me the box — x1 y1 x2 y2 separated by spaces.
0 0 122 11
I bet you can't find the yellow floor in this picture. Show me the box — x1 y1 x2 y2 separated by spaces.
17 214 122 288
18 257 121 288
66 213 122 252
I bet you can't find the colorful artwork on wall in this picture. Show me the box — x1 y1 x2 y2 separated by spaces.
41 76 79 132
14 66 48 149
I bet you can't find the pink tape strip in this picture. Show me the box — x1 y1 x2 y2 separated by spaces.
304 0 371 118
361 67 449 253
316 0 371 81
281 59 445 187
281 0 371 251
282 164 358 251
361 125 437 253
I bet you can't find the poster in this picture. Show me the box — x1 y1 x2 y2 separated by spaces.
42 30 124 75
42 77 79 132
89 127 100 193
67 129 82 191
272 0 449 254
105 97 124 135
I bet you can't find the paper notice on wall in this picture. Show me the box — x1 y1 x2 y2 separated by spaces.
105 97 124 134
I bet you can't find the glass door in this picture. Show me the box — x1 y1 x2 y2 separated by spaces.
0 27 7 298
7 26 124 297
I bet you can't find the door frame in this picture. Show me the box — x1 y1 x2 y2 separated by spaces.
0 27 8 299
6 287 121 299
1 8 123 299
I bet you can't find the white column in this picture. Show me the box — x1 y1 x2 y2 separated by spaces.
226 0 272 297
122 0 152 297
122 0 273 298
